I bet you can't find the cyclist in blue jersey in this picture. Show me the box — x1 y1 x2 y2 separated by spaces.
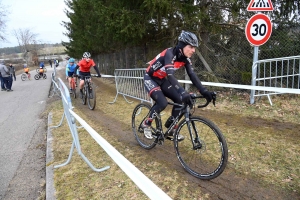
39 62 45 77
66 58 77 93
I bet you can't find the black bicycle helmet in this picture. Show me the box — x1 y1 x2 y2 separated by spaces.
178 30 199 47
83 52 91 58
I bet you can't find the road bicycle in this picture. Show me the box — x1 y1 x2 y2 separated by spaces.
21 73 31 81
80 75 96 110
36 67 47 73
34 73 47 80
132 93 228 180
69 75 77 99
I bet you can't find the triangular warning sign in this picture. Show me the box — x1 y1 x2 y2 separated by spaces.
247 0 274 11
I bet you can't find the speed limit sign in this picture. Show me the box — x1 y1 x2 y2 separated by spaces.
245 13 272 46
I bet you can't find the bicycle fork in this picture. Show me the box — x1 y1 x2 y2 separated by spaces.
184 111 203 150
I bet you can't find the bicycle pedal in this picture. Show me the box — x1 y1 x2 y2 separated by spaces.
156 140 164 145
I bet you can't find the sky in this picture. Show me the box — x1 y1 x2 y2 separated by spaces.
0 0 70 48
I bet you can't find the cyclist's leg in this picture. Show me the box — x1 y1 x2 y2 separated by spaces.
67 72 74 89
161 80 185 140
161 80 183 118
144 75 167 126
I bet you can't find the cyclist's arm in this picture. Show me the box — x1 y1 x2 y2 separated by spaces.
164 51 185 94
74 65 79 75
93 65 101 76
185 63 207 94
65 66 69 77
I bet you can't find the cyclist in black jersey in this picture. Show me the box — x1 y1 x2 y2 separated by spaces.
142 30 213 141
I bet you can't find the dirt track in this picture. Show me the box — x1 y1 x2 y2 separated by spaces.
61 74 300 200
56 69 300 200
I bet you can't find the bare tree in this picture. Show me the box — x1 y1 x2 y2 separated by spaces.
12 28 41 66
0 1 8 42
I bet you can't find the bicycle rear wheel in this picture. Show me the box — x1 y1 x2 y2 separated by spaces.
81 86 87 105
21 74 27 81
174 116 228 180
132 103 158 150
87 83 96 110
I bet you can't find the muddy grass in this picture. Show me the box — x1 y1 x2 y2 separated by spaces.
49 70 300 200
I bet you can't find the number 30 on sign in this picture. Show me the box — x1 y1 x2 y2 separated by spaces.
245 13 272 46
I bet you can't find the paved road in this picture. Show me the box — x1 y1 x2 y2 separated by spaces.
0 66 54 199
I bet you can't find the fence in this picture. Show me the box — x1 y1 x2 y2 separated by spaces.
250 55 300 104
103 68 300 106
108 68 152 104
95 25 300 87
48 69 171 199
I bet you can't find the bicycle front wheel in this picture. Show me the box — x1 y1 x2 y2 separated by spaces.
174 116 228 180
87 84 96 110
34 74 40 80
81 86 87 105
71 79 76 99
132 103 158 150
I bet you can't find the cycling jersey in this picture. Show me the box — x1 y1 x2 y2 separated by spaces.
146 47 206 94
77 59 96 72
65 63 77 76
39 62 45 68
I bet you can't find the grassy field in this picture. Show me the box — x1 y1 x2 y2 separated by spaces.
46 76 300 199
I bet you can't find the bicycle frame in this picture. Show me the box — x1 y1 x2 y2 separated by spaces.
150 102 190 144
151 96 209 149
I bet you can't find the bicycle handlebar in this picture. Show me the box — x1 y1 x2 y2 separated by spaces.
190 91 217 108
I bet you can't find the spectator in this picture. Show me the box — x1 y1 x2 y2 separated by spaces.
9 63 16 82
0 62 12 92
0 71 5 91
49 59 52 68
54 59 59 67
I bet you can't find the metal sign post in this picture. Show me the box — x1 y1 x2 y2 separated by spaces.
246 0 274 104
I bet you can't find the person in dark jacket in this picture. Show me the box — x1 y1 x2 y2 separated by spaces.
0 62 12 91
9 63 16 81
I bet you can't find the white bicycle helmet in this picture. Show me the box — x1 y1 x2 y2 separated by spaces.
83 52 91 58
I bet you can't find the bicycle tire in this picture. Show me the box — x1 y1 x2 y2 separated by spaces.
34 74 40 80
43 74 47 79
87 83 96 110
174 116 228 180
71 79 76 99
21 74 27 81
81 86 87 105
132 103 158 150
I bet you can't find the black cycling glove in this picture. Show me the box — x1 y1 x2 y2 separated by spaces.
181 92 193 107
201 90 213 102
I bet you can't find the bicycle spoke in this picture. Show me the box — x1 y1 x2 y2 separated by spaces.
174 117 228 180
87 83 96 110
132 103 158 150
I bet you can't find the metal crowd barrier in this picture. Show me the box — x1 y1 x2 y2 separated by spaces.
109 68 152 104
50 78 110 172
48 73 171 199
107 68 299 106
250 55 300 104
